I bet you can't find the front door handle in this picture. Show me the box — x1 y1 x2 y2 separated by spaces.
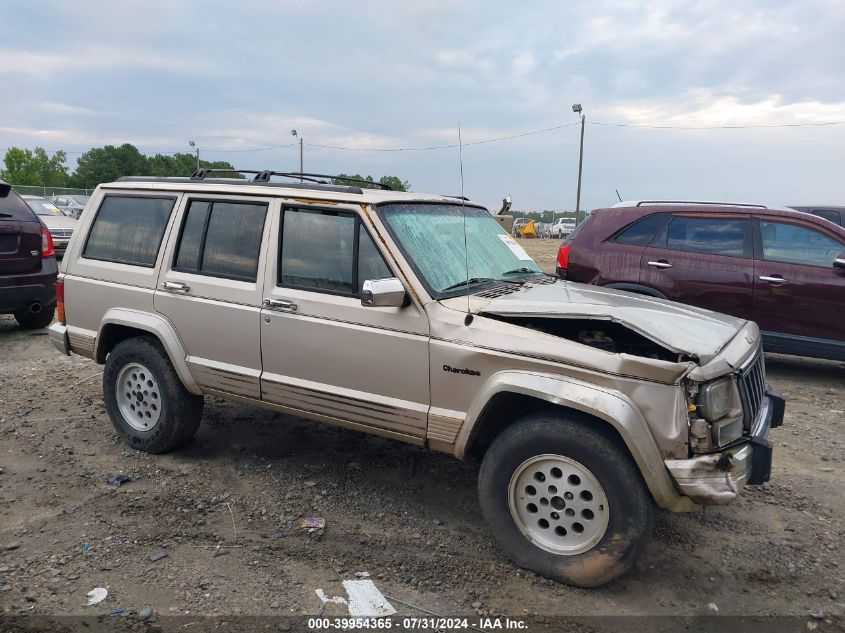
647 260 673 269
161 281 190 293
263 298 298 312
759 275 787 285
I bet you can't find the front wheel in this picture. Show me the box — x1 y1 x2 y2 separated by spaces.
478 412 654 587
103 336 203 453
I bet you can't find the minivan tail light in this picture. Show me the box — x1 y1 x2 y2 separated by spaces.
557 244 571 270
56 279 66 325
41 227 55 257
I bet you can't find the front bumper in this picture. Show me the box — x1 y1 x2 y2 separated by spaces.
665 388 785 506
48 322 70 356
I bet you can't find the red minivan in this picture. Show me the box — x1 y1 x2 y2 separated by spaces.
558 201 845 361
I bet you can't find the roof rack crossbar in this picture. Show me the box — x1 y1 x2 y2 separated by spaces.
188 169 394 190
635 200 767 209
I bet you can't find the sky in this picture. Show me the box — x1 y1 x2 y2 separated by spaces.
1 0 844 211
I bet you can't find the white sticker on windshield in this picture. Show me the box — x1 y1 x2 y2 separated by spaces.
498 233 534 261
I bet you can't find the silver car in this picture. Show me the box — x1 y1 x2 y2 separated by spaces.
22 196 79 257
51 194 91 219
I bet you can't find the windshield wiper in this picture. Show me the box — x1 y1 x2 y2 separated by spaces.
441 277 499 292
500 267 542 277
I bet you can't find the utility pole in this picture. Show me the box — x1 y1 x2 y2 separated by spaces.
291 130 303 181
572 104 585 225
188 140 199 170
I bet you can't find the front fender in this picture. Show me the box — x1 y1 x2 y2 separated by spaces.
455 370 696 512
96 308 201 395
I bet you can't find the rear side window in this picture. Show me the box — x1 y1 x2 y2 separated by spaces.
0 184 38 221
84 196 176 266
655 216 750 257
612 213 669 246
760 221 843 267
280 208 391 295
174 200 268 281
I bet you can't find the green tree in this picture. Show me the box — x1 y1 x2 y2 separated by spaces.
69 143 149 189
146 153 240 177
331 173 410 191
0 147 69 187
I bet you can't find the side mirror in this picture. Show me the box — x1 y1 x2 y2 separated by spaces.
361 278 406 308
834 253 845 270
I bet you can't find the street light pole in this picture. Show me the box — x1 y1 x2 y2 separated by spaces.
188 140 199 170
291 130 303 182
572 104 585 225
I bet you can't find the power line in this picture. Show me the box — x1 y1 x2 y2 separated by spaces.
2 118 842 158
590 120 845 130
305 122 583 152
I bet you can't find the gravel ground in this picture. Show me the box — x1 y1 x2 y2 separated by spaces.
0 240 842 629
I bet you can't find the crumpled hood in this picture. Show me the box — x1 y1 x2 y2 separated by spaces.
472 280 748 363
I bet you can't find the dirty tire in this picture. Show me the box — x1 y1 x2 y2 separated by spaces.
103 336 203 453
13 304 55 329
478 412 653 587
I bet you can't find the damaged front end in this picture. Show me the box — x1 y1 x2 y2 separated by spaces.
668 346 785 505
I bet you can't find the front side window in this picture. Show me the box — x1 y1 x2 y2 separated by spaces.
84 196 176 266
174 199 267 281
279 208 391 295
656 216 750 257
379 203 542 297
760 220 843 267
612 213 669 246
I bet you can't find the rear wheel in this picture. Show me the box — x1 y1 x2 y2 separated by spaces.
103 336 203 453
14 304 55 329
478 412 654 587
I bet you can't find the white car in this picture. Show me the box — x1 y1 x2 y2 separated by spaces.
548 218 575 238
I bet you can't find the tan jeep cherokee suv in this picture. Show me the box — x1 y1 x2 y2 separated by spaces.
48 170 784 587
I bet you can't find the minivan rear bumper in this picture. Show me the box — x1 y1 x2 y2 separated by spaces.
665 388 784 506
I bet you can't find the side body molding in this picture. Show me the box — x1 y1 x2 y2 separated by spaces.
96 308 202 395
454 370 696 512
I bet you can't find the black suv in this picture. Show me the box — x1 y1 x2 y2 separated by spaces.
0 180 58 328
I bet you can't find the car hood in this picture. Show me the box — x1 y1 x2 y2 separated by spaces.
39 215 78 230
454 280 748 364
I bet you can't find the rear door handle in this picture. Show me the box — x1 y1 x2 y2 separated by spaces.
647 260 673 269
263 298 297 312
161 281 190 293
759 275 787 285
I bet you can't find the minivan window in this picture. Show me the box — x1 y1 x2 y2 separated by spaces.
657 216 750 257
279 208 391 295
174 200 267 282
612 213 669 246
84 196 176 267
0 186 37 221
760 221 843 267
811 209 841 226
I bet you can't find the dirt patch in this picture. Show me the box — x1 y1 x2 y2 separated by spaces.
1 252 843 623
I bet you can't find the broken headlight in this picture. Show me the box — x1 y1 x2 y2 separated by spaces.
696 378 733 422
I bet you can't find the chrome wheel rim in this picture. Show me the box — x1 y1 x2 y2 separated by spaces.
116 362 162 431
508 454 610 555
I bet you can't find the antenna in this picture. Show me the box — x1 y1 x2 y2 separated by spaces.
458 122 472 326
615 188 623 203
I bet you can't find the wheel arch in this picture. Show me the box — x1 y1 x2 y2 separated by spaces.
454 371 694 512
95 309 201 395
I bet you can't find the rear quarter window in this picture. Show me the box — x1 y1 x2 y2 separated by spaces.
0 185 38 222
84 195 176 266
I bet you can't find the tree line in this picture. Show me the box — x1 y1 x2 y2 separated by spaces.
0 144 409 192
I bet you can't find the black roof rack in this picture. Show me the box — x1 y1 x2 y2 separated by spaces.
635 200 767 209
188 169 394 190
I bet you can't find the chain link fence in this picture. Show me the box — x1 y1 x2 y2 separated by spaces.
10 185 94 197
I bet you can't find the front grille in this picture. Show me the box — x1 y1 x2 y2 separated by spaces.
49 228 74 239
737 347 766 430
